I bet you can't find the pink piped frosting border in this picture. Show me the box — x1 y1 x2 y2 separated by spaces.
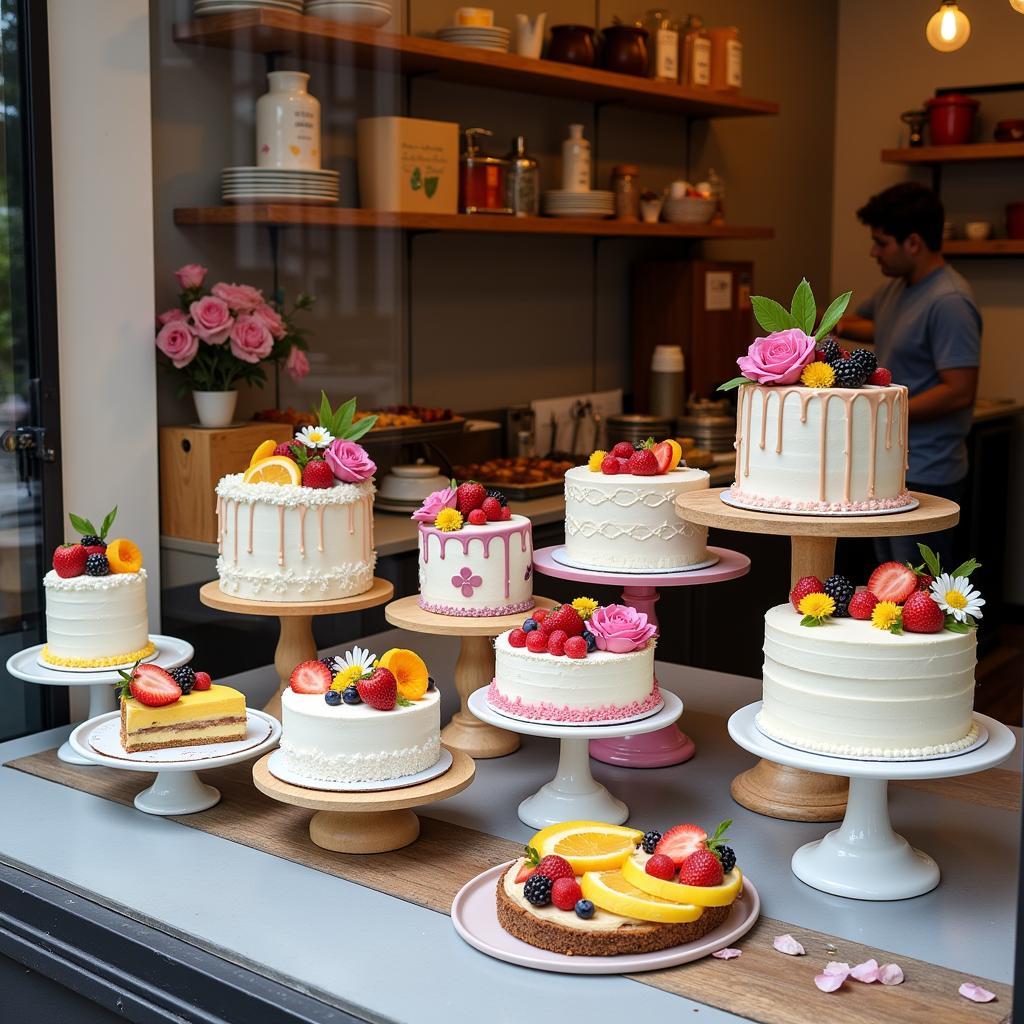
727 486 915 514
419 598 535 617
486 680 662 723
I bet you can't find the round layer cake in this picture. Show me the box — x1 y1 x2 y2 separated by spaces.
279 687 441 783
729 383 913 513
216 474 376 602
758 603 978 758
42 569 153 667
417 515 533 617
564 465 710 571
487 631 659 723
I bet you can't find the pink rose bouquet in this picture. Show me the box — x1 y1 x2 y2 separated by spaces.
325 440 377 483
736 328 816 386
412 486 457 522
586 604 656 653
154 263 314 394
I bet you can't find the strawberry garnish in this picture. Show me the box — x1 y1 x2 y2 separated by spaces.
192 670 213 691
600 455 621 475
868 367 892 386
653 823 707 867
545 605 585 637
52 543 87 579
290 659 333 694
115 662 180 708
534 855 575 882
867 561 917 604
515 846 541 883
626 449 659 476
480 497 502 521
789 575 824 612
456 481 486 515
301 459 334 488
677 848 724 887
610 442 634 460
645 853 676 880
356 666 398 711
652 441 674 474
551 877 583 911
848 591 879 620
901 591 944 633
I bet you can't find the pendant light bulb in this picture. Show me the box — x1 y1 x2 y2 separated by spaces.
926 2 970 51
1010 0 1024 13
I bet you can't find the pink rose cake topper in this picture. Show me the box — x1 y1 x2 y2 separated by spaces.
325 439 376 484
412 485 457 522
737 327 816 385
586 604 656 653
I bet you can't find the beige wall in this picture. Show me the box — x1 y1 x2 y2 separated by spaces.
832 0 1024 598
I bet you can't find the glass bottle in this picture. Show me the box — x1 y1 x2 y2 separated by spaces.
611 165 640 220
708 25 742 91
644 9 678 81
505 136 540 216
680 14 711 88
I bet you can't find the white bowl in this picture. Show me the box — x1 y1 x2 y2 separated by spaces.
306 4 390 23
377 464 448 502
662 196 715 225
964 221 992 241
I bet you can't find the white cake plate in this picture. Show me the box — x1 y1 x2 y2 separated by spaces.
549 546 721 575
266 747 454 793
720 491 920 518
68 709 281 815
468 688 683 828
6 635 194 767
729 702 1016 901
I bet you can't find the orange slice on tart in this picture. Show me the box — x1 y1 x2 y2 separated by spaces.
243 455 301 487
621 853 743 907
580 870 704 923
529 821 644 873
249 439 279 467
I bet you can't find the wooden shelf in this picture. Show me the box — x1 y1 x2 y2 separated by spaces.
174 11 778 118
882 142 1024 164
173 205 774 239
943 239 1024 257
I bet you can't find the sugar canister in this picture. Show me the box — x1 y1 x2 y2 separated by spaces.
649 345 686 423
505 136 540 216
459 128 512 214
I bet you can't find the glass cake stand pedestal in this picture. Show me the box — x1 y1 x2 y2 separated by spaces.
198 578 394 720
729 702 1016 900
531 545 750 767
676 488 961 823
384 595 558 759
468 687 683 827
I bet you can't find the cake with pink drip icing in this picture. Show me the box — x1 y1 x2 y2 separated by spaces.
413 481 534 617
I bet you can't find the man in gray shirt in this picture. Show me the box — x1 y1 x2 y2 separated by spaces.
838 183 980 566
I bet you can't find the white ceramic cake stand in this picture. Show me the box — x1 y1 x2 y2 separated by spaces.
468 688 683 828
729 702 1017 901
5 635 194 766
67 708 281 814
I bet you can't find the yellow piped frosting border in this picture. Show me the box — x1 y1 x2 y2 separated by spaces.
41 640 156 668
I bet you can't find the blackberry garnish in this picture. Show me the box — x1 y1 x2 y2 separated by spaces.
641 830 662 855
319 656 338 675
523 874 553 907
847 348 877 379
85 553 109 576
717 846 737 873
830 358 868 388
823 574 855 617
485 488 508 507
171 665 196 695
819 338 842 364
80 534 103 548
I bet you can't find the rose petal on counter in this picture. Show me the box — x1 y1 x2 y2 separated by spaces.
711 948 742 960
878 964 904 985
959 982 996 1003
814 971 848 992
773 934 805 956
823 961 851 975
850 959 880 983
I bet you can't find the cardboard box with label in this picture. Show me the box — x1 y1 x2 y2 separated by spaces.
357 117 459 214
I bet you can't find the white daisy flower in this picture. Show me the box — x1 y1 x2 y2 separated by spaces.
342 645 377 674
930 572 985 623
295 425 335 449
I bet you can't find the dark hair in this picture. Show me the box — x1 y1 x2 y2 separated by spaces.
857 182 944 252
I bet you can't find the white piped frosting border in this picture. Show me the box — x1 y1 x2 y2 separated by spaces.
216 473 374 507
44 568 147 591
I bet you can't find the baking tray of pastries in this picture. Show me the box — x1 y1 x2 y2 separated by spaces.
452 457 575 500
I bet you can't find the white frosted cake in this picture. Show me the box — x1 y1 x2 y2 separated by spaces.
216 475 376 601
418 516 534 617
757 603 978 758
564 466 710 571
280 687 441 783
729 384 912 513
42 569 153 668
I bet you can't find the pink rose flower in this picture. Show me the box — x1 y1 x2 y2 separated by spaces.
412 486 457 522
174 263 207 289
229 314 274 364
586 604 656 653
212 281 264 313
189 295 233 345
325 440 376 483
736 328 816 386
155 321 198 369
284 346 310 381
253 302 286 339
156 307 187 327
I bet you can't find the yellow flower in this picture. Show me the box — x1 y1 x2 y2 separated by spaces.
331 665 364 691
572 597 599 620
800 362 835 389
434 508 464 532
798 592 835 621
871 600 902 632
588 450 608 472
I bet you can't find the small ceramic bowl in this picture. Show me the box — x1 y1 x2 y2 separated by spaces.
964 221 992 241
377 464 448 502
662 196 716 225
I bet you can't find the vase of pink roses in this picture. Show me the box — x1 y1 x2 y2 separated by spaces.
155 263 314 428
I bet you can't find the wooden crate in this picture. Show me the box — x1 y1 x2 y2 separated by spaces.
159 423 293 543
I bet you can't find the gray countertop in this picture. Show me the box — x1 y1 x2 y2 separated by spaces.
1 630 1019 1023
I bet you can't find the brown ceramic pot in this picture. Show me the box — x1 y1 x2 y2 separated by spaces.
547 24 597 67
600 25 649 77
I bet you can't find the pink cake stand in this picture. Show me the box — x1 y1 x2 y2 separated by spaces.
532 545 751 768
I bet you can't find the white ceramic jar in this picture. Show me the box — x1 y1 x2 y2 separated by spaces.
256 71 321 170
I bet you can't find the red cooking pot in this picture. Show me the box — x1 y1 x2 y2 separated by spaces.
926 93 979 146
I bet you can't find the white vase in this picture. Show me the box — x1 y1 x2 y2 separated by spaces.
193 390 238 429
256 71 321 170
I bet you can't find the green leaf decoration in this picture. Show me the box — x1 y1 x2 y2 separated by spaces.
800 614 823 627
424 176 438 199
717 375 754 392
944 619 970 633
523 845 540 867
888 619 904 635
814 290 852 341
314 392 377 441
395 695 413 707
345 414 377 442
69 513 97 537
916 543 942 578
100 506 118 541
410 167 422 191
790 278 816 335
949 557 981 578
750 295 798 334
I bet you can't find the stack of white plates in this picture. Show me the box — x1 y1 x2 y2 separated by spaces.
221 167 339 205
305 0 391 26
436 25 511 51
194 0 302 16
542 190 615 219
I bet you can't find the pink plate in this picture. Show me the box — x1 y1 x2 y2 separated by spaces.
451 861 760 974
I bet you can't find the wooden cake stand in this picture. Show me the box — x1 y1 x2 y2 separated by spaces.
675 488 960 823
199 578 394 719
252 747 475 853
384 594 557 759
